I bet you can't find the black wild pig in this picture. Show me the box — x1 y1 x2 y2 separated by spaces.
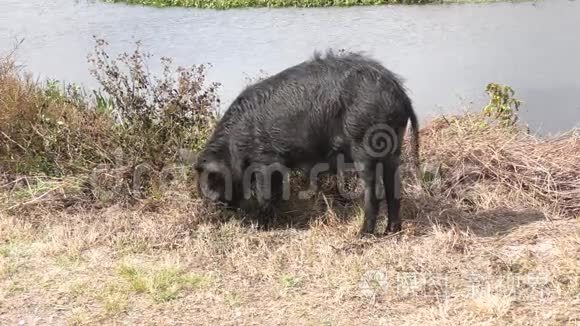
195 51 419 236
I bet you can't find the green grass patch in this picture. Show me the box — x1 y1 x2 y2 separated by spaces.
0 261 21 280
117 263 205 302
97 283 130 316
280 274 301 288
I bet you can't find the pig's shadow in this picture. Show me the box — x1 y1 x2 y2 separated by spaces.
213 179 547 238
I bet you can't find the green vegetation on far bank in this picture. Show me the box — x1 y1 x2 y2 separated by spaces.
105 0 500 10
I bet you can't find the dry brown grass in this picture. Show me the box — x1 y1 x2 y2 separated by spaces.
0 55 115 175
1 42 579 324
1 111 579 325
417 113 580 218
0 201 578 325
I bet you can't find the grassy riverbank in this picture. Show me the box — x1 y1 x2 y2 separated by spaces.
1 43 579 324
105 0 502 9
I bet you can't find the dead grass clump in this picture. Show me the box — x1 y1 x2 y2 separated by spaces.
416 113 580 219
0 54 114 175
0 188 577 324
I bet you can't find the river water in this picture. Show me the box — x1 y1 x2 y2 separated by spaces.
1 0 579 134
